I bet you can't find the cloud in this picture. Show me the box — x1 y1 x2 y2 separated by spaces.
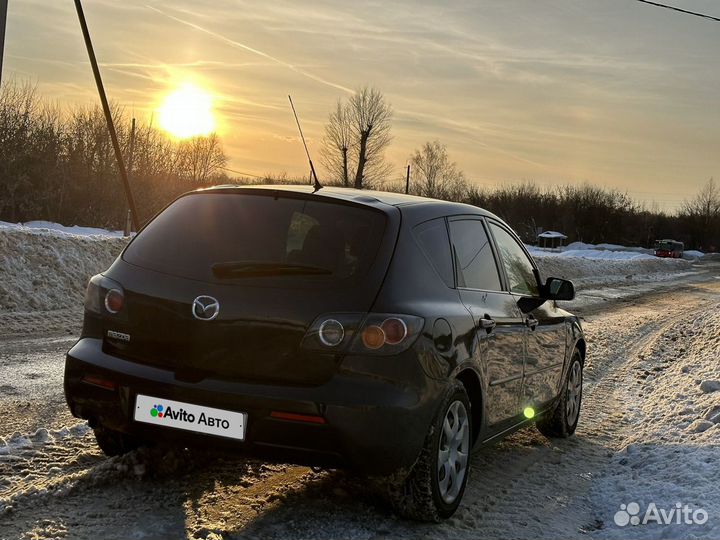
144 5 354 94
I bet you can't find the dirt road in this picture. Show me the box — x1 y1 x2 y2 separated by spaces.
1 279 719 540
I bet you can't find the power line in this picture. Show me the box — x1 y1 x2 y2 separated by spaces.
633 0 720 22
220 166 266 179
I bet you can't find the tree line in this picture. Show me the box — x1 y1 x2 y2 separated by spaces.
0 80 228 228
319 87 718 250
1 80 717 250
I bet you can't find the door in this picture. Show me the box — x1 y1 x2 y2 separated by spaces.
487 222 567 410
448 218 527 427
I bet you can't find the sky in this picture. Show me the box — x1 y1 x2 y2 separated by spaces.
3 0 720 212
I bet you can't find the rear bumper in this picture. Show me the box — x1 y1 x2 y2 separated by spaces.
64 338 440 474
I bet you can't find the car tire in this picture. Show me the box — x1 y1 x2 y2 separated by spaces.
93 427 143 457
387 381 472 522
536 349 583 438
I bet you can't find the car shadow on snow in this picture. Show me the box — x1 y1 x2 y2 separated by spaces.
216 427 615 540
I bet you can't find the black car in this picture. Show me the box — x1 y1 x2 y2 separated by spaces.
64 185 585 521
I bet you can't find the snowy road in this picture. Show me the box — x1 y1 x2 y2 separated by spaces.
1 278 719 540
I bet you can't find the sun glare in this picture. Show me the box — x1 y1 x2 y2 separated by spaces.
158 83 215 138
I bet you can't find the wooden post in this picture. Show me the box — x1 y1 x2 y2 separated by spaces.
126 118 136 234
127 117 136 180
73 0 140 230
123 209 132 237
405 164 410 194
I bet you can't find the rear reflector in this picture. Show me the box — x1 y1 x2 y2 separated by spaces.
270 411 326 424
81 375 116 391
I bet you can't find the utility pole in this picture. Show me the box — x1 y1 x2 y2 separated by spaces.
128 117 136 180
0 0 8 84
405 164 411 195
124 117 136 236
73 0 140 230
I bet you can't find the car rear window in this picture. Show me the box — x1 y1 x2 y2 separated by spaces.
123 192 387 283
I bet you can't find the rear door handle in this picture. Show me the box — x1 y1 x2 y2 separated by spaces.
525 316 539 330
478 316 496 332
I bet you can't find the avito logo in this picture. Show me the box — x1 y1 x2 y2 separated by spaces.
149 403 230 429
614 502 708 527
150 404 164 418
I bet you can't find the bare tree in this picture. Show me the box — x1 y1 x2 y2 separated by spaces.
682 178 720 220
321 86 392 189
681 178 720 249
320 100 353 186
349 87 392 188
176 133 227 184
409 141 466 200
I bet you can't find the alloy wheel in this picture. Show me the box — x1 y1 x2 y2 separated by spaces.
437 400 470 504
566 360 582 426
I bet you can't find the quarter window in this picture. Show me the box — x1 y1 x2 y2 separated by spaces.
489 223 539 296
448 220 502 291
414 218 454 287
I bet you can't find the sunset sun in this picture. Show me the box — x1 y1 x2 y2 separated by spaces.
158 83 215 138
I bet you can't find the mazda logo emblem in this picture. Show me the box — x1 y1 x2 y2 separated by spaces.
192 295 220 321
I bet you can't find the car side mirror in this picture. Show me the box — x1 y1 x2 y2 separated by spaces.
543 277 575 301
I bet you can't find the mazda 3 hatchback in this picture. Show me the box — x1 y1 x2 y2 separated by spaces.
65 185 585 521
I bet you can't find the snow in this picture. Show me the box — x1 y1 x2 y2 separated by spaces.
532 247 656 260
527 241 696 309
527 240 657 259
0 225 129 312
683 250 705 260
587 304 720 539
0 220 125 238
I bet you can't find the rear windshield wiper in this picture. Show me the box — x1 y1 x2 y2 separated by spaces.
212 261 333 278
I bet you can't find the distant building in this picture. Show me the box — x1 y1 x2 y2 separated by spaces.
537 230 567 249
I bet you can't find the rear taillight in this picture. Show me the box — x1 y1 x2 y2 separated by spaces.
381 317 408 345
361 324 385 350
85 274 125 317
104 289 124 313
318 319 345 347
301 312 423 355
300 313 361 351
360 317 409 349
351 314 423 355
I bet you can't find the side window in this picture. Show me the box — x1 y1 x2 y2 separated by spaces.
489 223 539 296
448 219 502 291
414 218 454 287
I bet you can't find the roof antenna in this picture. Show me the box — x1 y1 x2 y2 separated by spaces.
288 95 322 192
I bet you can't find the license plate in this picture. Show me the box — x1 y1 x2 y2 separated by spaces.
134 394 247 441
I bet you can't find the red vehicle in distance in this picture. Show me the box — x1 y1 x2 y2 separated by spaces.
654 239 684 258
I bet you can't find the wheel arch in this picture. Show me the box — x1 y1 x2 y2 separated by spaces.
575 338 586 365
455 368 483 445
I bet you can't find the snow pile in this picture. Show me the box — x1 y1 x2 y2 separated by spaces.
0 225 129 312
0 423 100 516
682 250 705 261
0 220 124 238
530 241 655 255
589 306 720 539
533 248 655 261
532 251 691 289
530 240 706 267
